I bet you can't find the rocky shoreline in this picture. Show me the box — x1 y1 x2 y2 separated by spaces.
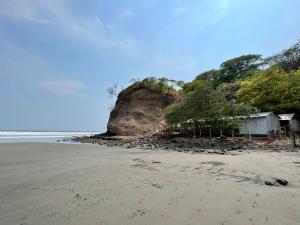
71 134 298 154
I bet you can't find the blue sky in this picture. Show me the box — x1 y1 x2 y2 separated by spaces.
0 0 299 132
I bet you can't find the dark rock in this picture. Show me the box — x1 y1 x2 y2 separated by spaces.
72 133 296 154
276 178 288 186
75 193 80 198
265 178 288 186
265 180 276 186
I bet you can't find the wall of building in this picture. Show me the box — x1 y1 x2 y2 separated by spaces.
239 114 280 135
291 119 300 132
266 113 280 133
240 117 268 135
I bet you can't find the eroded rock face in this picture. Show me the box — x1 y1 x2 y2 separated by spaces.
107 88 178 136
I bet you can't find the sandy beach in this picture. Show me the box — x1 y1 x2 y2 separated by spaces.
0 143 300 225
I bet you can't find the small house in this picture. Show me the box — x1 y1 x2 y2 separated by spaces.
278 113 300 133
239 112 280 135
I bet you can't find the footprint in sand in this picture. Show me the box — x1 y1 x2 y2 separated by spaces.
151 183 163 188
201 161 225 166
131 158 160 171
264 216 269 223
128 209 147 219
143 179 163 188
252 201 260 208
168 196 183 205
236 208 242 214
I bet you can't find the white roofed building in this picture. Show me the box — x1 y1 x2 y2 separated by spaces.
239 112 280 135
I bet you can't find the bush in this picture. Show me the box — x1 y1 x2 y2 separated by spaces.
118 77 179 97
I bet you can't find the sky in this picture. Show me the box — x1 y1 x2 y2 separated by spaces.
0 0 300 132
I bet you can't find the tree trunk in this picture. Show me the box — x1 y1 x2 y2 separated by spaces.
248 130 252 141
290 126 297 148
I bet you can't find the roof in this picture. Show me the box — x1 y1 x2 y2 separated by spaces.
183 112 278 123
249 112 273 118
278 113 295 121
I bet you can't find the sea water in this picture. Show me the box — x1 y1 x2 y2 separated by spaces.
0 131 98 143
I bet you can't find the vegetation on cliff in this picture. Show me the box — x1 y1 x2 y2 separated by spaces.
117 77 183 98
106 77 182 136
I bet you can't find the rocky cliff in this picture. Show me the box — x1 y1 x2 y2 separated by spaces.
107 87 178 136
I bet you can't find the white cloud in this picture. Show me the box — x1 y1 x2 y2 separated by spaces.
37 80 86 96
0 0 139 56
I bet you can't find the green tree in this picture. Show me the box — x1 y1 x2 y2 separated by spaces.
266 40 300 72
236 67 300 112
217 54 263 84
181 79 209 94
165 81 255 132
158 77 168 92
175 80 185 89
196 69 220 81
193 55 262 88
165 101 188 130
217 82 241 101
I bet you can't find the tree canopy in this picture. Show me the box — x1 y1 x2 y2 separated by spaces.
196 54 262 86
266 40 300 72
165 81 256 131
218 54 263 83
196 69 220 82
237 67 300 113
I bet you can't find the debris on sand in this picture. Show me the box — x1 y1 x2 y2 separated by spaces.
265 178 288 186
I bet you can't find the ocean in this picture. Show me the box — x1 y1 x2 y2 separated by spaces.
0 131 98 143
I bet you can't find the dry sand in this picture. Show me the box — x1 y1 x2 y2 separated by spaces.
0 143 300 225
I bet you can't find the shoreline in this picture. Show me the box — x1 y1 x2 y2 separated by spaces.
0 131 98 144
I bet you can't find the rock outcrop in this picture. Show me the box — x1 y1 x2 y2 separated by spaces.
107 87 178 136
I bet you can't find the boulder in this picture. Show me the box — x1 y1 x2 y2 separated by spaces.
107 87 178 136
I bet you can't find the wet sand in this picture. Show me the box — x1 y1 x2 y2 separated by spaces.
0 143 299 225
